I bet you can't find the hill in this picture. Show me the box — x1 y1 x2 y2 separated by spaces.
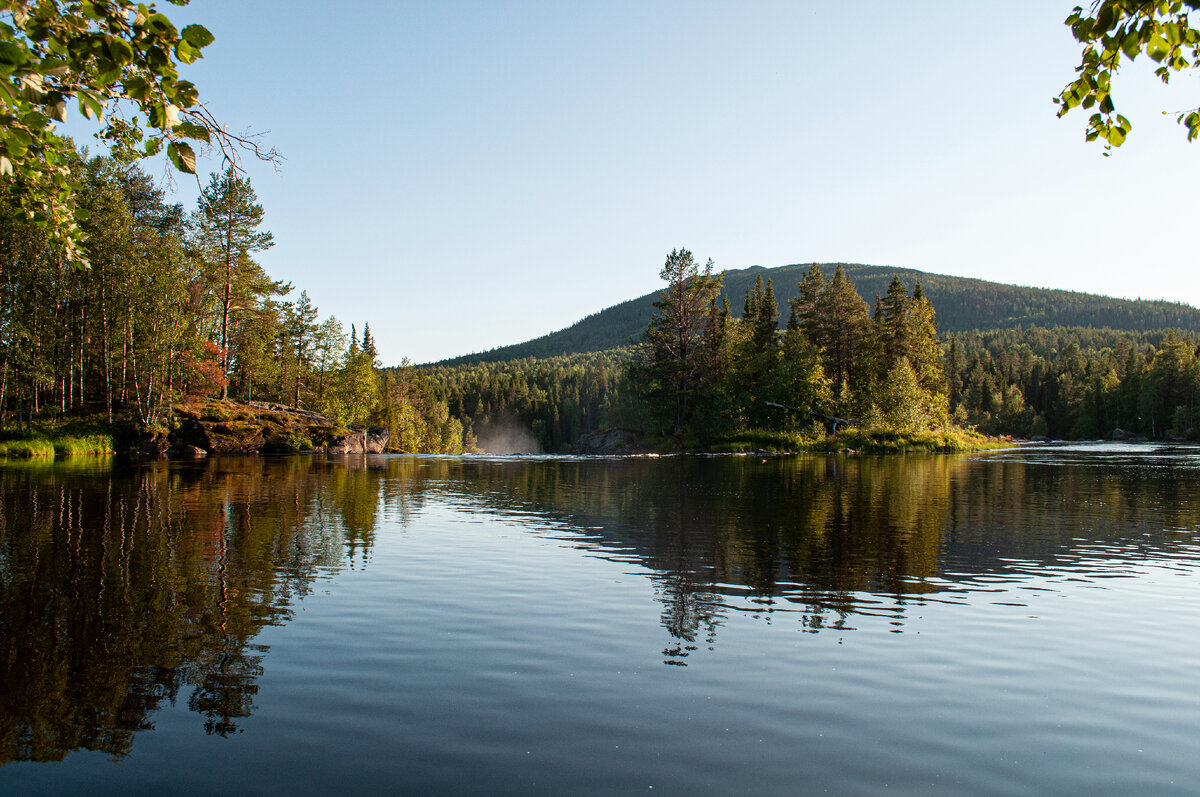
435 262 1200 366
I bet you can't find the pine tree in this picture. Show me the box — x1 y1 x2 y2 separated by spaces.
194 168 283 399
643 248 723 436
787 264 825 339
905 282 945 395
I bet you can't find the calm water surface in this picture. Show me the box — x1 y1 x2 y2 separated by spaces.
2 446 1199 795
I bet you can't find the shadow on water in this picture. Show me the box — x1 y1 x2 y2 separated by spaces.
2 448 1199 764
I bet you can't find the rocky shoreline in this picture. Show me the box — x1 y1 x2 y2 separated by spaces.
132 400 391 460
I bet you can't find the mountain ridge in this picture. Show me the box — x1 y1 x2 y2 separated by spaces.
433 262 1200 366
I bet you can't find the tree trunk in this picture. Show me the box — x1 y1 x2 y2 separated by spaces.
220 228 232 401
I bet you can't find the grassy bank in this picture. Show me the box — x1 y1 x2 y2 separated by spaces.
0 431 115 459
705 425 1010 454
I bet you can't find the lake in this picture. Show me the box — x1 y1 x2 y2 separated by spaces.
2 446 1199 795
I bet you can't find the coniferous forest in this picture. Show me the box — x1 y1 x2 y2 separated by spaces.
0 150 468 453
421 251 1200 453
3 149 1199 456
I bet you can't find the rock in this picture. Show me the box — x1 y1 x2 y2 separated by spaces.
1166 433 1188 443
167 399 337 455
1029 435 1049 442
167 444 207 459
246 400 331 424
131 433 169 460
325 426 390 455
571 428 643 455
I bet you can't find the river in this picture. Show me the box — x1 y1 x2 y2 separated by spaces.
2 445 1198 794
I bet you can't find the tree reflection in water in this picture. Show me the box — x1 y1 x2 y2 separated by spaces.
2 451 1196 761
0 457 392 761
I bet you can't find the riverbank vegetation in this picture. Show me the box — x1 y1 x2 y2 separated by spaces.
0 148 470 454
3 147 1198 456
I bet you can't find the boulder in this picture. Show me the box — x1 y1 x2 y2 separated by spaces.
325 426 390 455
131 432 169 460
167 444 208 459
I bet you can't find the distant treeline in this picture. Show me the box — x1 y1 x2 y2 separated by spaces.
422 261 1200 450
440 263 1200 366
947 326 1200 440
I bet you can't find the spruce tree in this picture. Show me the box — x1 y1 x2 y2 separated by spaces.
814 265 871 406
880 274 909 370
643 248 723 436
361 322 378 364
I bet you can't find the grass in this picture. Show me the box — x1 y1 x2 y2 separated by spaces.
52 434 116 457
0 437 56 458
0 431 115 459
703 425 1011 454
817 425 1009 453
707 429 813 453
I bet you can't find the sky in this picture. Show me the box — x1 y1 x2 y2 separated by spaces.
69 1 1200 364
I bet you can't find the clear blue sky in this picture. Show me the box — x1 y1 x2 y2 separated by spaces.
86 1 1200 364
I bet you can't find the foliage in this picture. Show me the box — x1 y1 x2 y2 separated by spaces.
417 350 628 453
277 428 312 453
822 426 1000 454
946 325 1200 440
1056 1 1200 150
0 137 475 454
637 248 724 436
0 0 267 263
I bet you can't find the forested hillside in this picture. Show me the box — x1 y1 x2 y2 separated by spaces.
423 254 1200 452
438 263 1200 365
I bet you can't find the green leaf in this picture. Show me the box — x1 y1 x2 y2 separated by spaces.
147 13 174 34
1108 125 1126 146
172 121 211 142
144 137 162 156
181 24 215 49
105 36 135 66
175 39 199 64
1147 34 1169 62
0 41 29 68
167 140 196 173
1121 33 1141 59
78 90 103 120
46 94 67 122
4 131 30 157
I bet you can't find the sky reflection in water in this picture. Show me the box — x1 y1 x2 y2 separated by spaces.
1 447 1199 795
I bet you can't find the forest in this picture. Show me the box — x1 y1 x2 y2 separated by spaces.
0 147 469 454
440 262 1200 366
4 147 1199 456
422 253 1200 452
